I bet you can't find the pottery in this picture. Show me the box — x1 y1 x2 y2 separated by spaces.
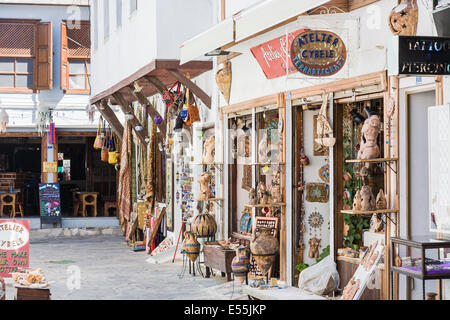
191 211 217 238
182 232 201 263
360 185 376 211
197 172 212 201
250 228 279 277
202 136 215 164
231 246 250 283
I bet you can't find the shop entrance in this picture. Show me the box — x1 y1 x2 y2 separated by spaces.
0 137 41 217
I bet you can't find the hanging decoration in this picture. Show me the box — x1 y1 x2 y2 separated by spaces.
307 210 323 259
216 61 232 105
388 0 418 36
48 122 56 145
0 108 9 134
85 104 96 123
315 94 336 149
36 102 52 137
318 164 330 183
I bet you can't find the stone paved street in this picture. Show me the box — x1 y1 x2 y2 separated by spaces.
4 235 232 300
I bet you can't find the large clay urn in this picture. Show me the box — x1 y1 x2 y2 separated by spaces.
182 232 201 263
191 211 217 238
231 246 250 283
250 228 279 277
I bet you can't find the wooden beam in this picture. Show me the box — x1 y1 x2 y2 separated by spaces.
111 92 148 145
95 101 124 141
166 69 212 109
126 85 167 139
143 76 167 96
147 208 166 249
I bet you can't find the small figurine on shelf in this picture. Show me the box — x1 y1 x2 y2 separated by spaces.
308 237 321 259
357 115 381 160
369 214 384 233
353 190 362 211
259 133 270 163
197 172 212 201
376 189 387 210
248 188 257 205
360 185 376 211
257 181 269 205
268 171 282 204
202 136 215 164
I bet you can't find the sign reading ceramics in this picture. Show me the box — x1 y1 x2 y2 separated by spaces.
0 220 30 278
291 30 347 77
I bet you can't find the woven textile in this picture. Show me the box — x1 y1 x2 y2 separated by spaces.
118 120 132 233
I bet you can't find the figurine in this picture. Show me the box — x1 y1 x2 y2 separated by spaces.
358 115 381 160
360 185 376 211
308 237 321 259
369 214 384 233
268 172 282 204
202 136 215 164
352 190 362 211
257 181 269 205
248 188 257 205
376 189 387 210
197 172 212 201
258 133 270 163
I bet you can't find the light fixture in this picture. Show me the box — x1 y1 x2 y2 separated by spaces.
205 48 230 57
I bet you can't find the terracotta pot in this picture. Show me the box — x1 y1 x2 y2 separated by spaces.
191 212 217 238
182 232 200 263
231 246 250 283
250 228 279 277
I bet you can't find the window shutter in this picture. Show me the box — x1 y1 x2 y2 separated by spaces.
60 21 68 90
36 22 53 90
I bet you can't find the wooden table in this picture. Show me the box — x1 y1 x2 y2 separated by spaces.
243 285 327 300
203 245 236 282
14 285 51 300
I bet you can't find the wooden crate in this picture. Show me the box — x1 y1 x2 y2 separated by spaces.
14 286 51 300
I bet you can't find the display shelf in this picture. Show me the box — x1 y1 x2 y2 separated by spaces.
345 158 398 164
195 198 224 202
191 163 224 166
341 209 399 215
245 203 286 208
232 232 253 241
252 162 286 166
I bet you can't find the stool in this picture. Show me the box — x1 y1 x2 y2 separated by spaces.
104 201 117 217
81 193 98 217
0 194 16 218
12 201 24 218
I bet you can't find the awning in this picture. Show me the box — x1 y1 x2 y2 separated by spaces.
180 18 234 65
180 0 330 64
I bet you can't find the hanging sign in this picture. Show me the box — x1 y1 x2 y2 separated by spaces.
291 30 347 77
250 28 307 79
0 220 30 278
43 162 58 173
39 183 62 224
397 35 450 75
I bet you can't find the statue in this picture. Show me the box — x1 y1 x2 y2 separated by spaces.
197 172 212 201
360 185 376 211
257 181 269 205
268 172 282 204
202 136 215 164
248 188 257 205
376 189 387 210
308 237 321 259
353 190 362 211
358 115 381 160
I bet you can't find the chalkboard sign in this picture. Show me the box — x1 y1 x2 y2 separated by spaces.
39 183 62 225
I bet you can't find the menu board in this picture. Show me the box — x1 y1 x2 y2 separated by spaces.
0 220 30 278
39 183 62 224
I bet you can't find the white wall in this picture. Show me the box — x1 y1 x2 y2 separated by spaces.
0 4 93 129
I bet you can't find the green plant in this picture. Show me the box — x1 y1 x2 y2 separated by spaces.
316 245 330 263
294 263 310 278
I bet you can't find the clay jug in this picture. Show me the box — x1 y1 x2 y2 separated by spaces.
231 246 250 283
182 232 200 263
250 228 279 277
191 212 217 238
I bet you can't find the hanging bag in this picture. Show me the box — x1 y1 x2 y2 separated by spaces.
93 116 104 150
108 130 119 165
183 88 200 127
101 125 109 162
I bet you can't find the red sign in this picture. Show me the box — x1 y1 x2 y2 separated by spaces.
251 29 307 79
0 220 30 278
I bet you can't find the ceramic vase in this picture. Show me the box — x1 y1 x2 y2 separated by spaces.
250 228 279 277
182 232 200 263
231 247 250 283
191 212 217 238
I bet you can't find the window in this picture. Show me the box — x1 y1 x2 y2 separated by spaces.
130 0 137 15
61 21 91 93
104 0 110 40
0 20 52 92
116 0 123 28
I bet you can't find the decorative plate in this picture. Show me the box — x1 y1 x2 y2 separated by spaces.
318 165 330 183
240 212 252 234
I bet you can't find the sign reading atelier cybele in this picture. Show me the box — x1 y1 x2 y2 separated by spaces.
0 220 30 278
291 30 347 77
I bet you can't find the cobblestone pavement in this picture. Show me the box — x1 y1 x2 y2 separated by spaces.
4 235 229 300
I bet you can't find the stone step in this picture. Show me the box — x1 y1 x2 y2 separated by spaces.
31 227 123 240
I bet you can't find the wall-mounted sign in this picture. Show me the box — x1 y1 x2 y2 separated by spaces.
291 30 347 77
39 183 61 225
397 35 450 75
0 220 30 278
251 28 307 79
43 162 58 173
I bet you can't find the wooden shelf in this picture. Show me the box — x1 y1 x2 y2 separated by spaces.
192 163 224 166
196 198 224 202
252 162 286 166
245 203 286 208
345 158 398 164
341 209 399 215
232 232 253 241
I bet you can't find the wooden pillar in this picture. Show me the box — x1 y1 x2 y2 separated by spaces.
41 133 47 184
278 93 287 282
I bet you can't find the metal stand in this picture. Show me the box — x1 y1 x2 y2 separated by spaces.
178 250 205 279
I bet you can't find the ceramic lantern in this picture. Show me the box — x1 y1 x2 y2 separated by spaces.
191 211 217 238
